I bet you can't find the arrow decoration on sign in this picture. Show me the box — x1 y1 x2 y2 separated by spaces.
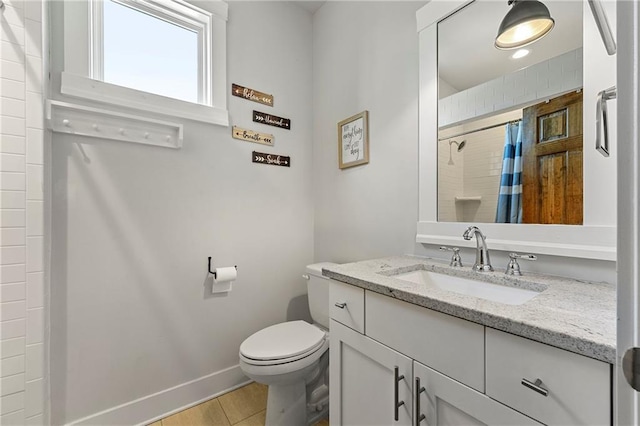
252 151 290 168
232 126 274 146
253 110 291 130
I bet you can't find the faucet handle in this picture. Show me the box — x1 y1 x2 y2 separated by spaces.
440 246 463 267
506 253 537 276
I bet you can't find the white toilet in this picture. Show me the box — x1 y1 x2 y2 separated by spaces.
239 263 335 426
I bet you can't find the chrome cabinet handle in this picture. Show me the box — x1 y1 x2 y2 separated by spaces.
521 378 549 397
334 302 346 309
596 86 617 157
302 274 310 280
394 366 405 421
415 377 426 425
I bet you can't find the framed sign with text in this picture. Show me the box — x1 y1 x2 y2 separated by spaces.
337 111 369 169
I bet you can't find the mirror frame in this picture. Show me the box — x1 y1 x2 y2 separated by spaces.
416 0 616 261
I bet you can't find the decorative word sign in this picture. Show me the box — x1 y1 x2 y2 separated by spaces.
232 126 274 146
252 151 290 168
232 84 274 107
253 110 291 130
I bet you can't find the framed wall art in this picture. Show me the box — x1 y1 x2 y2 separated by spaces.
338 110 369 169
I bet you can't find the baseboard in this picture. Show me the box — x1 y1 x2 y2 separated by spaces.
66 365 250 426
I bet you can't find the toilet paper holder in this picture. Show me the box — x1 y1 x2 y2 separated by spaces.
208 257 238 279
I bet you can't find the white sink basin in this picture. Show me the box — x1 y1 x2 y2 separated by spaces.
393 270 541 305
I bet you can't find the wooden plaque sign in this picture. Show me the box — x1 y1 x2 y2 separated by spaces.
253 110 291 130
252 151 290 167
232 126 274 146
232 84 273 107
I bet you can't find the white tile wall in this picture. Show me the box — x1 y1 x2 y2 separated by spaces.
0 410 25 425
0 191 25 208
1 265 26 284
1 373 25 396
0 135 26 154
0 319 25 340
0 283 25 303
439 48 583 128
0 1 45 424
438 111 521 223
0 228 26 246
1 355 25 378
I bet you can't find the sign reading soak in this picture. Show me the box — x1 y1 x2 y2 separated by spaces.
253 110 291 130
252 151 290 167
232 126 274 146
232 84 273 107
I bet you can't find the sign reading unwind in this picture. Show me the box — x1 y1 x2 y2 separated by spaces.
253 110 291 130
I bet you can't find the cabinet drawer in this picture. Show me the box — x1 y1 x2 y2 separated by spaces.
366 291 485 391
329 280 365 333
486 328 611 425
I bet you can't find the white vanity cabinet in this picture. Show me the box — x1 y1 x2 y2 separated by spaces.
328 279 612 425
330 320 413 426
485 328 611 425
414 362 541 426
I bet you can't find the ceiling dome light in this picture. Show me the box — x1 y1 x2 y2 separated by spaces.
495 0 555 50
511 49 530 59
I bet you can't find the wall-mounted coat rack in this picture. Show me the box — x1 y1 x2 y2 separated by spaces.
46 100 183 149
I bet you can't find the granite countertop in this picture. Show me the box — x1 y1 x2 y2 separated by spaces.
322 256 616 364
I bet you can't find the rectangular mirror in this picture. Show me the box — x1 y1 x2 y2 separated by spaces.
416 0 617 260
437 0 583 224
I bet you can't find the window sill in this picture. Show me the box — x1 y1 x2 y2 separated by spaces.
61 72 229 127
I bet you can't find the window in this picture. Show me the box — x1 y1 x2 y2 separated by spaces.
60 0 228 126
101 0 200 103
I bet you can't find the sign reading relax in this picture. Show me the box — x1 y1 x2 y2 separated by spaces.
232 84 274 107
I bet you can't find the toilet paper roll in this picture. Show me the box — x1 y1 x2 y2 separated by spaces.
212 266 237 294
213 266 237 283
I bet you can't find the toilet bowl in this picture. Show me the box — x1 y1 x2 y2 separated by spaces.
238 263 336 426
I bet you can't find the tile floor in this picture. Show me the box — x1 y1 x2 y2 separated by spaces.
149 382 330 426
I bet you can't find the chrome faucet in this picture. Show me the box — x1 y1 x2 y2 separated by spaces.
462 226 493 272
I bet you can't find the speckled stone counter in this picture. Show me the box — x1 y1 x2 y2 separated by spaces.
323 256 616 364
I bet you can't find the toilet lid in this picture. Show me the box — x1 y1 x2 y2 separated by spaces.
240 321 326 361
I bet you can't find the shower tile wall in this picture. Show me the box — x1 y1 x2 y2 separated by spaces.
461 127 504 223
1 1 46 425
438 110 521 223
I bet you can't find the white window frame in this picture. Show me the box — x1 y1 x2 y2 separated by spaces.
61 0 228 126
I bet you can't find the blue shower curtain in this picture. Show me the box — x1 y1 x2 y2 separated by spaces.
496 121 523 223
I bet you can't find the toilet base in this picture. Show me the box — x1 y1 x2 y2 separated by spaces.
265 382 307 426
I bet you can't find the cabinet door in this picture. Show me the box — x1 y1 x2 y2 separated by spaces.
330 320 412 426
414 362 542 426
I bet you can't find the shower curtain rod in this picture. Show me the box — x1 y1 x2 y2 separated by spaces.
438 119 521 142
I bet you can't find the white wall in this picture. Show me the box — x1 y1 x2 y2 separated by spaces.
48 2 314 424
313 1 426 263
0 1 47 424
